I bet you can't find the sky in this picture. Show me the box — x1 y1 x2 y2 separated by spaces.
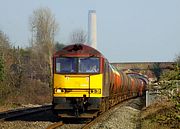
0 0 180 62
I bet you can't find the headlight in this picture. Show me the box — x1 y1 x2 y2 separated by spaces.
91 89 101 94
56 88 65 93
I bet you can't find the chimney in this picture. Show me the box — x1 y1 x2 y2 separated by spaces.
88 10 97 49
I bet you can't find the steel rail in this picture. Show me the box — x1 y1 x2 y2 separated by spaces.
0 105 52 121
45 121 64 129
81 99 132 129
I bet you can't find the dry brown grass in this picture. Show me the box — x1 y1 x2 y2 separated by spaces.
1 79 52 108
141 99 180 129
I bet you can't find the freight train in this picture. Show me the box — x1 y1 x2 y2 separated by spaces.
52 44 147 118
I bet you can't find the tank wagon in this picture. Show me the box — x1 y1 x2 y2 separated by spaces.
52 44 146 118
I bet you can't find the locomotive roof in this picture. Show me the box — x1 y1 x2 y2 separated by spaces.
53 44 105 58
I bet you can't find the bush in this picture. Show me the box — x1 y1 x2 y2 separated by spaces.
160 70 180 81
0 55 4 81
5 79 52 105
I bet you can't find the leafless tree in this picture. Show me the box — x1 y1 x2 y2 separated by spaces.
0 30 12 76
0 31 11 56
0 30 13 99
29 7 59 86
70 29 87 44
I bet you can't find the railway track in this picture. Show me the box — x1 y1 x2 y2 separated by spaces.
45 98 133 129
81 100 129 129
46 121 64 129
0 97 144 129
0 105 52 121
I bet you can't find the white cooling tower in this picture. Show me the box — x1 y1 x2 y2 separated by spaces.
88 10 97 49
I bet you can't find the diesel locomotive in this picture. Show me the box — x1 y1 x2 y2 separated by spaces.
52 44 147 118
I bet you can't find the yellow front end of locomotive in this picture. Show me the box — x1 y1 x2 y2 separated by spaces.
53 74 103 97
